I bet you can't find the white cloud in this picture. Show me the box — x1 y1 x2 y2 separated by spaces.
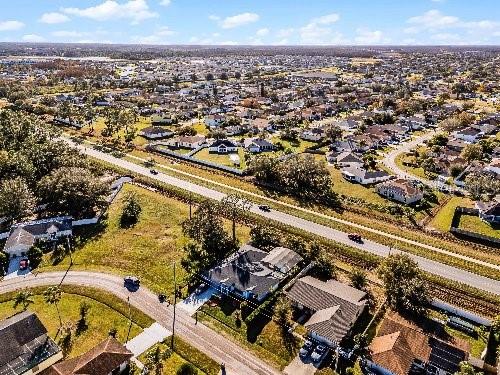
63 0 158 24
159 0 171 6
407 9 459 29
220 13 259 29
208 15 220 21
277 28 294 38
39 12 70 24
51 30 87 38
256 28 269 37
354 28 389 44
0 20 25 31
131 26 175 44
300 13 345 44
22 34 46 42
220 40 238 45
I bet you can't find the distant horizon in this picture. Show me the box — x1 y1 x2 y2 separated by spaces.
1 1 499 46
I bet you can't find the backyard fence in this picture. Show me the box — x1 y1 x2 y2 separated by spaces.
450 206 500 247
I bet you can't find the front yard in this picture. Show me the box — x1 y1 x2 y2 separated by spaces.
0 286 149 358
39 184 250 294
198 294 302 370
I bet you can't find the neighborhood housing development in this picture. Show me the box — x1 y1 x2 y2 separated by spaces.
0 36 499 375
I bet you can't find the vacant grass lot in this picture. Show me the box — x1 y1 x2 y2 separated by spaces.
0 288 143 358
429 197 474 232
41 184 250 293
199 296 301 369
270 136 316 153
459 214 500 239
192 147 247 169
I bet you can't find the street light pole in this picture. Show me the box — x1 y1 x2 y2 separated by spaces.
171 261 177 351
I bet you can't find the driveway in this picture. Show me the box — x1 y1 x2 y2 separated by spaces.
125 322 171 357
177 287 215 316
4 257 31 280
284 355 316 375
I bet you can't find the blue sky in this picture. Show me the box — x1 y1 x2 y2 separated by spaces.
0 0 499 45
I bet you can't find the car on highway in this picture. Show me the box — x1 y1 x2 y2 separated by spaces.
299 339 314 358
150 169 158 175
19 258 29 271
258 205 271 212
124 276 140 288
348 233 363 243
311 344 328 363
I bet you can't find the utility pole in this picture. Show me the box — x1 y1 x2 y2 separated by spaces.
171 261 177 351
126 296 132 342
66 237 73 266
189 192 192 220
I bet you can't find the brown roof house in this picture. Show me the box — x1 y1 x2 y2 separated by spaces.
366 312 469 375
42 337 133 375
376 179 424 205
0 311 63 375
285 276 367 347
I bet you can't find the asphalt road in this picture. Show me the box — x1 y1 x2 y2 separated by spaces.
0 271 281 375
76 143 500 296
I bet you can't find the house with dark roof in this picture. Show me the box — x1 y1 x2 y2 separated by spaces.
138 126 174 140
244 138 275 153
203 244 303 302
4 217 73 257
452 127 483 144
42 337 132 375
334 152 364 168
208 139 238 154
285 276 367 347
366 312 469 375
0 311 62 375
476 200 500 224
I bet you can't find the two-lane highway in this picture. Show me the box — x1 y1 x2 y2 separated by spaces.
76 143 500 295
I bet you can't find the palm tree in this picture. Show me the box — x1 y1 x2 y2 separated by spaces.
43 286 63 328
13 290 34 311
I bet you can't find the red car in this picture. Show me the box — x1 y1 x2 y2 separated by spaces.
348 233 362 243
19 258 30 271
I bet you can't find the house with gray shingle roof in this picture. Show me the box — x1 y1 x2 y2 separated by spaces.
285 276 367 347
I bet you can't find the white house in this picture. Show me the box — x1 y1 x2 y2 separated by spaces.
204 114 225 128
452 127 483 143
3 217 73 257
208 139 238 154
341 166 392 185
376 179 424 205
335 152 364 168
166 135 206 149
139 126 174 140
300 128 324 142
244 138 275 153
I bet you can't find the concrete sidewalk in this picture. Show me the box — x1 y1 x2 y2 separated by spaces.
176 287 215 316
125 322 171 357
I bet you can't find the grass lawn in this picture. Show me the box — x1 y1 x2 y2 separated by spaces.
270 136 316 153
192 147 247 169
0 287 144 359
199 296 301 369
459 214 500 239
193 122 209 135
327 166 388 205
40 184 250 294
430 197 474 232
138 336 220 375
394 152 428 180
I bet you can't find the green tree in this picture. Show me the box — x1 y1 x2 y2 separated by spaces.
220 194 251 241
0 251 8 276
377 254 430 315
145 346 172 375
455 361 482 375
349 268 368 291
13 290 34 311
77 301 91 334
461 143 483 162
27 244 44 268
0 177 36 223
274 298 292 333
38 167 109 217
120 192 142 227
324 124 343 144
250 224 280 250
176 363 198 375
43 286 63 328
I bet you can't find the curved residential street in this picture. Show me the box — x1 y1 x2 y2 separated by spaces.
72 141 500 296
381 131 436 187
0 271 281 375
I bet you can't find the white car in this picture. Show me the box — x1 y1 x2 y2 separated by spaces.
310 344 328 363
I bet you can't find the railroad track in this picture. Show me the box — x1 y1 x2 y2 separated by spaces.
430 284 500 318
